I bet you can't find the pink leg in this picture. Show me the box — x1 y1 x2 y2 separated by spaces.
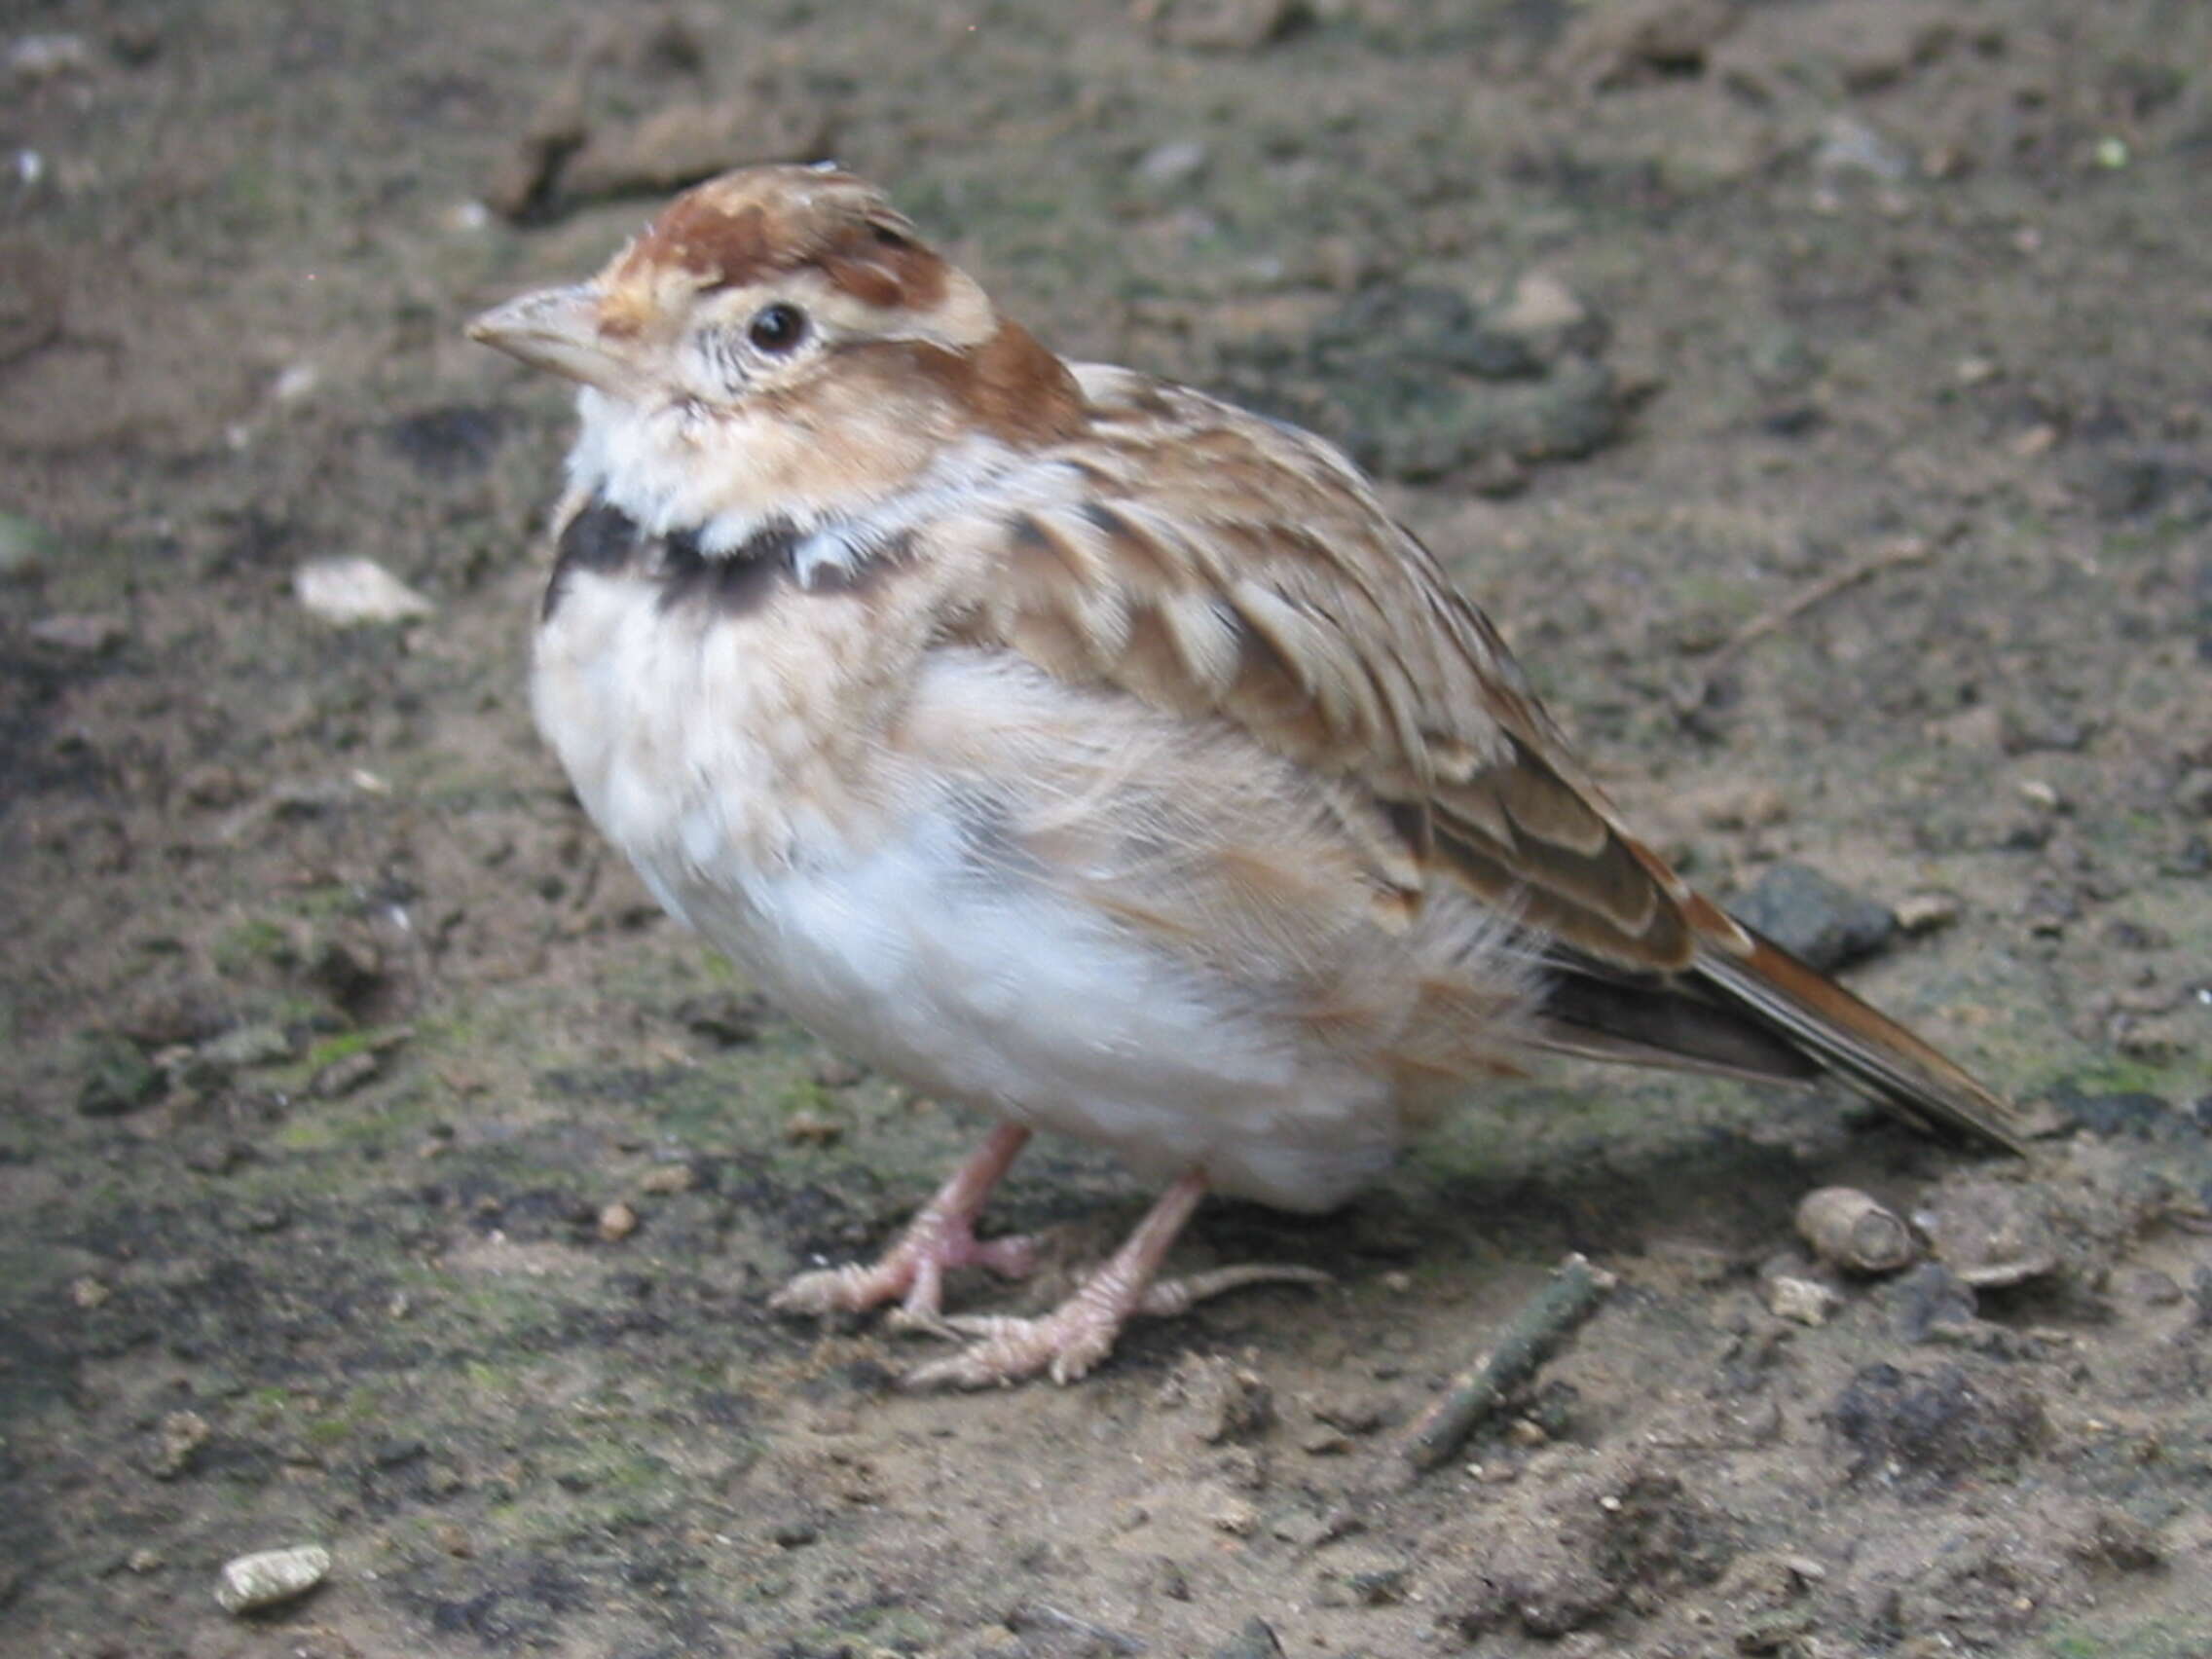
903 1170 1329 1389
770 1122 1039 1322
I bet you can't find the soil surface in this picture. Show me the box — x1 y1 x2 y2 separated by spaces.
5 2 2211 1655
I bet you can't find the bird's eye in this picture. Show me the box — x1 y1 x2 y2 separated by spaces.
747 303 808 353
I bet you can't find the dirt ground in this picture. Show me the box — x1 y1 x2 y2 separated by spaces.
4 0 2211 1653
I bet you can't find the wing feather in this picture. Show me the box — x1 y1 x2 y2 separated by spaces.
949 364 2023 1151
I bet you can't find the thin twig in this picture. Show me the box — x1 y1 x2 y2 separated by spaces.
1401 1253 1615 1471
1704 535 1934 672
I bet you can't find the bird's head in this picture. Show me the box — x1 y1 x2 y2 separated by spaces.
469 165 1083 535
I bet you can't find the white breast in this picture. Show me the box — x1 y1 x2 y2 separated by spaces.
533 577 1404 1211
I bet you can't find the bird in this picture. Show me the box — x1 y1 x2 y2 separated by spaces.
468 163 2024 1388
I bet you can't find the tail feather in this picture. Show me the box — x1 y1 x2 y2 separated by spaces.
1693 925 2026 1154
1531 927 2027 1156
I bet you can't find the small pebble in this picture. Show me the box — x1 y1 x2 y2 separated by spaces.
1209 1617 1285 1659
152 1410 211 1479
597 1200 638 1242
1795 1187 1915 1273
1894 892 1961 934
7 32 93 79
28 612 128 652
1731 862 1897 973
1482 269 1607 366
197 1023 293 1073
313 1050 384 1098
1763 1273 1841 1327
294 556 434 625
1135 139 1210 188
214 1544 331 1614
1914 1181 2058 1288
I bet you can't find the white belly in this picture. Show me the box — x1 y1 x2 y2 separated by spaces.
655 805 1400 1212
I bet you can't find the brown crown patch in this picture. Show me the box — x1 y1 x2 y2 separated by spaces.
615 166 949 313
902 321 1085 446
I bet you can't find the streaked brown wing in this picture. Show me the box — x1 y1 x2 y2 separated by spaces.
961 369 1697 968
952 368 2025 1153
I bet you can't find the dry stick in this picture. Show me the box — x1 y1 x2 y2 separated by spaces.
1401 1253 1616 1472
1672 535 1937 712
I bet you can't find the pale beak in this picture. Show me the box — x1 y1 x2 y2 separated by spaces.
467 284 645 397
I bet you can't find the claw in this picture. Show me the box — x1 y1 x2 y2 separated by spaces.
769 1123 1035 1320
896 1170 1327 1388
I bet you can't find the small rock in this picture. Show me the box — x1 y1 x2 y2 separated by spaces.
313 1049 384 1098
28 612 128 652
1557 0 1740 90
1737 1608 1816 1653
1886 1262 1978 1343
1209 1493 1260 1534
7 32 94 79
1913 1181 2058 1288
1209 1615 1284 1659
1729 862 1896 973
1481 270 1609 368
1893 891 1961 935
1346 1563 1412 1604
197 1023 294 1074
1134 139 1210 188
597 1200 638 1242
2117 1014 2193 1065
214 1544 331 1614
673 992 768 1046
1814 114 1914 182
2074 1507 2164 1572
70 1274 108 1309
294 556 434 625
151 1410 212 1479
782 1111 841 1146
1795 1187 1915 1273
767 1512 821 1549
639 1162 696 1195
1762 1272 1840 1327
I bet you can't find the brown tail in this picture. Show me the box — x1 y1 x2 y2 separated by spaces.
1533 921 2027 1157
1691 924 2026 1153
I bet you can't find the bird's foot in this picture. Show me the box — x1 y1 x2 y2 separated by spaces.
771 1216 1040 1322
901 1259 1330 1389
770 1122 1036 1321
